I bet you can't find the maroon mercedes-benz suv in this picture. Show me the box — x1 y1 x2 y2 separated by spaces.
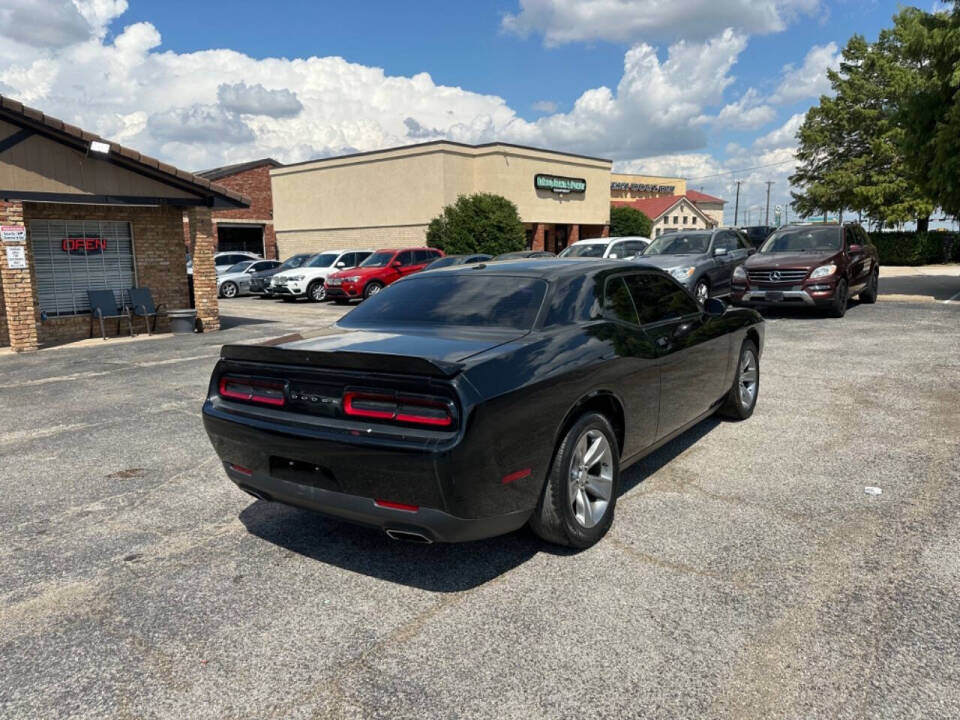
730 223 879 317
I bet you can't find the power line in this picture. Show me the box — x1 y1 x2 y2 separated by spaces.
686 158 797 182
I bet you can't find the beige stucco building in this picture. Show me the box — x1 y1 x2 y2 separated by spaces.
271 141 613 256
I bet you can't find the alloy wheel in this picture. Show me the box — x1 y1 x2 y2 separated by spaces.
695 281 709 305
738 349 758 409
568 429 613 528
311 283 326 302
221 282 237 298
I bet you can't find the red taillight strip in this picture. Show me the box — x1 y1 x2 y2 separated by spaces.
228 463 253 476
342 391 453 428
374 499 419 512
218 376 286 407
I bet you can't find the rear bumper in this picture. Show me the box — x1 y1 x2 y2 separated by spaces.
203 402 535 543
224 463 530 542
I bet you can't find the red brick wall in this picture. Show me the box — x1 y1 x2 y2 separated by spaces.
0 202 191 347
206 163 277 259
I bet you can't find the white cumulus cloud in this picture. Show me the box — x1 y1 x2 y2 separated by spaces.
217 82 303 117
502 0 821 45
770 41 840 104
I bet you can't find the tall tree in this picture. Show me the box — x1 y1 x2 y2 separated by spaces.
790 31 933 228
894 2 960 218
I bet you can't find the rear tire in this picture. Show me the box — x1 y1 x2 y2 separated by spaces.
859 268 879 304
363 281 384 300
307 280 326 302
718 339 759 420
219 281 237 299
529 412 620 549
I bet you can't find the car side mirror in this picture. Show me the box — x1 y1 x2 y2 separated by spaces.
391 260 403 268
703 297 726 317
747 247 757 255
714 247 728 257
335 261 346 268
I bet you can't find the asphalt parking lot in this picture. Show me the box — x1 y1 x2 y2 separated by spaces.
2 290 959 719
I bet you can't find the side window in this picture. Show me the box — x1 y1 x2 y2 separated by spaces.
355 251 372 265
396 250 415 266
602 276 640 325
624 273 699 324
607 242 624 259
622 241 647 256
736 232 751 250
413 249 433 264
338 253 355 267
714 232 737 252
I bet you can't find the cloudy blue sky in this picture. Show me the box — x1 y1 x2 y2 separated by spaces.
0 0 917 222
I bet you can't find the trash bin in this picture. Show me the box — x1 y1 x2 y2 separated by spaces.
168 309 197 334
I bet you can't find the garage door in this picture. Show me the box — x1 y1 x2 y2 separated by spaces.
30 220 136 316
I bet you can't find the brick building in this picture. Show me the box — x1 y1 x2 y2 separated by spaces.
195 158 281 259
0 95 249 352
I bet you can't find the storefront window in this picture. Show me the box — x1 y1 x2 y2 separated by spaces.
30 220 136 316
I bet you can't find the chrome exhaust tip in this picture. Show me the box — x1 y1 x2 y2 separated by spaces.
385 529 433 544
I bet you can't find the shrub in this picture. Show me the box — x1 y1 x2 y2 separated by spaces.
610 206 653 238
868 231 960 265
426 193 526 256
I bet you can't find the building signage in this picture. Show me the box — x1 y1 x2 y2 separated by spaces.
62 236 107 254
610 182 676 194
535 174 586 194
6 245 26 269
1 225 26 243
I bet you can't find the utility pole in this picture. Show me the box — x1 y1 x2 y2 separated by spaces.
733 180 741 225
764 181 774 225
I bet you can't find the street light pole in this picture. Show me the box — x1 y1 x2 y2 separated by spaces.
764 181 774 225
733 180 741 225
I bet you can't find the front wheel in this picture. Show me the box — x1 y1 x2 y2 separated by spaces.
307 280 326 302
363 281 384 300
719 339 759 420
529 412 620 548
219 281 238 299
694 279 709 305
859 268 879 304
827 279 848 317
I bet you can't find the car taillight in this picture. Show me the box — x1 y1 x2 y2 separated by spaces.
218 376 286 407
342 390 453 428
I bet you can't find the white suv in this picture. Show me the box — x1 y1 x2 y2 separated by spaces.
558 236 650 260
269 249 374 301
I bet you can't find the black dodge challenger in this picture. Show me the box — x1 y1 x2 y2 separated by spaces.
203 260 764 548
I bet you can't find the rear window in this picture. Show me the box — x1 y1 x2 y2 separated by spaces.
338 275 547 331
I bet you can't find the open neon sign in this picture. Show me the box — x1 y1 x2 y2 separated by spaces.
62 237 107 254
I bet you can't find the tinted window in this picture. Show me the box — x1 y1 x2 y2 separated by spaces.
561 243 606 258
225 261 254 273
621 241 648 256
360 251 394 268
413 249 434 264
760 227 842 253
250 261 276 272
713 232 738 252
603 277 640 325
279 255 309 270
396 250 415 266
355 251 373 265
736 232 751 250
425 256 461 269
338 275 547 331
624 273 698 324
338 253 355 267
306 253 338 268
643 233 711 256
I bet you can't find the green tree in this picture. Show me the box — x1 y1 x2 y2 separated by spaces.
893 2 960 217
426 193 526 256
609 206 653 237
790 32 933 228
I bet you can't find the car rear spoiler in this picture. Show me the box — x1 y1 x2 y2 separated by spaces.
219 343 464 379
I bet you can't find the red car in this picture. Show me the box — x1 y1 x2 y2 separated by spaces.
324 247 444 302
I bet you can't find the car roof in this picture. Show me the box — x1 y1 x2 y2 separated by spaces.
416 257 641 280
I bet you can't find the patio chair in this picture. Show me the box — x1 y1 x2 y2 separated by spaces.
128 287 167 335
87 290 134 341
